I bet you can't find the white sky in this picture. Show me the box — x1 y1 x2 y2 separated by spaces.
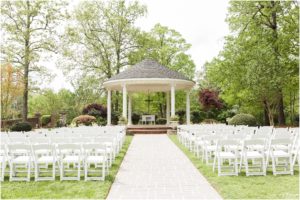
47 0 230 91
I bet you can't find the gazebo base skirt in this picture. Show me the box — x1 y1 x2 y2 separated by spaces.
126 125 174 135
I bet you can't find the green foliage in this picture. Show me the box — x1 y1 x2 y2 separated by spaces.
228 113 257 126
156 118 167 125
176 110 185 124
129 23 195 79
201 119 219 124
41 115 51 126
118 116 127 125
72 115 96 126
11 122 32 132
204 1 299 126
131 113 140 125
191 111 202 124
1 1 67 120
170 115 179 121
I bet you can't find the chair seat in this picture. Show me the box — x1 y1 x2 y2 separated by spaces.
37 156 55 163
35 149 51 155
86 156 105 163
219 152 236 158
245 151 264 158
273 150 290 157
12 156 30 163
62 155 80 163
206 145 216 151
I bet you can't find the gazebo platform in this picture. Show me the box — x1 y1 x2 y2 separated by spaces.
126 125 174 135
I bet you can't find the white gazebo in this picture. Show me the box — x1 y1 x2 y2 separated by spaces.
103 59 195 125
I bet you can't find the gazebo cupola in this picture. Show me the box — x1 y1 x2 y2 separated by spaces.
103 59 195 125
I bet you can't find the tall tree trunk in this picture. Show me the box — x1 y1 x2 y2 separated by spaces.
263 100 270 126
264 99 274 126
22 0 30 121
270 1 286 125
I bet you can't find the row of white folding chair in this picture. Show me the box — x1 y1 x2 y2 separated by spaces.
1 143 108 181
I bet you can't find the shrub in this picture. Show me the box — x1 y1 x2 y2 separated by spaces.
11 122 32 132
118 116 127 125
131 113 140 125
82 103 107 118
72 115 96 126
176 110 185 124
41 115 51 126
201 119 219 124
228 113 257 126
170 115 179 121
156 118 167 125
191 111 202 124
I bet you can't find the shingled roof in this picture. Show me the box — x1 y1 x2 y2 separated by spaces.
106 59 192 82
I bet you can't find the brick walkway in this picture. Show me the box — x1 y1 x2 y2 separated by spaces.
107 135 222 199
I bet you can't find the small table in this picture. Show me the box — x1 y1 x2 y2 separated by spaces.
141 115 155 125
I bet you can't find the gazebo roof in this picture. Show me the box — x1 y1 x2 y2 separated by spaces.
103 59 194 92
107 59 191 81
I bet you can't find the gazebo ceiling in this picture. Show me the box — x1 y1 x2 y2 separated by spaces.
103 59 195 92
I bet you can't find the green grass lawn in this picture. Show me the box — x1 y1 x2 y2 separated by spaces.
169 135 299 199
1 136 133 199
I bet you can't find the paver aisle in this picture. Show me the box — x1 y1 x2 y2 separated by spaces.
107 135 222 199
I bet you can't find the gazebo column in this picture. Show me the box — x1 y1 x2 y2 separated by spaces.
186 91 190 125
171 84 176 117
122 84 127 119
128 94 132 125
166 91 170 124
107 89 111 125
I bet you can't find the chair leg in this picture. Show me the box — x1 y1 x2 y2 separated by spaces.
27 162 31 182
290 156 294 175
272 156 276 175
245 158 249 176
35 164 38 181
102 162 105 181
84 162 88 181
77 162 80 181
9 163 13 181
213 155 216 172
218 157 221 176
60 163 64 181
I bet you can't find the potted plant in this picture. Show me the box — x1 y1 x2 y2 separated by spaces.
118 116 128 125
170 115 179 126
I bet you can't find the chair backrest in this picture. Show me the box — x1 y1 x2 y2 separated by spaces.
8 144 31 155
9 137 29 144
57 144 81 152
82 143 107 155
271 138 292 146
30 137 50 145
244 139 266 146
32 144 55 156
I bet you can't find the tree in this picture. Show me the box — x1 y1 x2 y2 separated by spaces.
199 89 223 111
60 0 147 113
128 24 196 118
129 23 195 79
205 1 299 125
1 63 23 119
1 0 66 121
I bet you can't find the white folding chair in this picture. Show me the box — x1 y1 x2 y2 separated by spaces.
32 144 56 181
240 139 266 176
8 144 32 181
213 139 240 176
83 143 107 181
0 144 8 181
267 138 294 175
57 144 82 181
